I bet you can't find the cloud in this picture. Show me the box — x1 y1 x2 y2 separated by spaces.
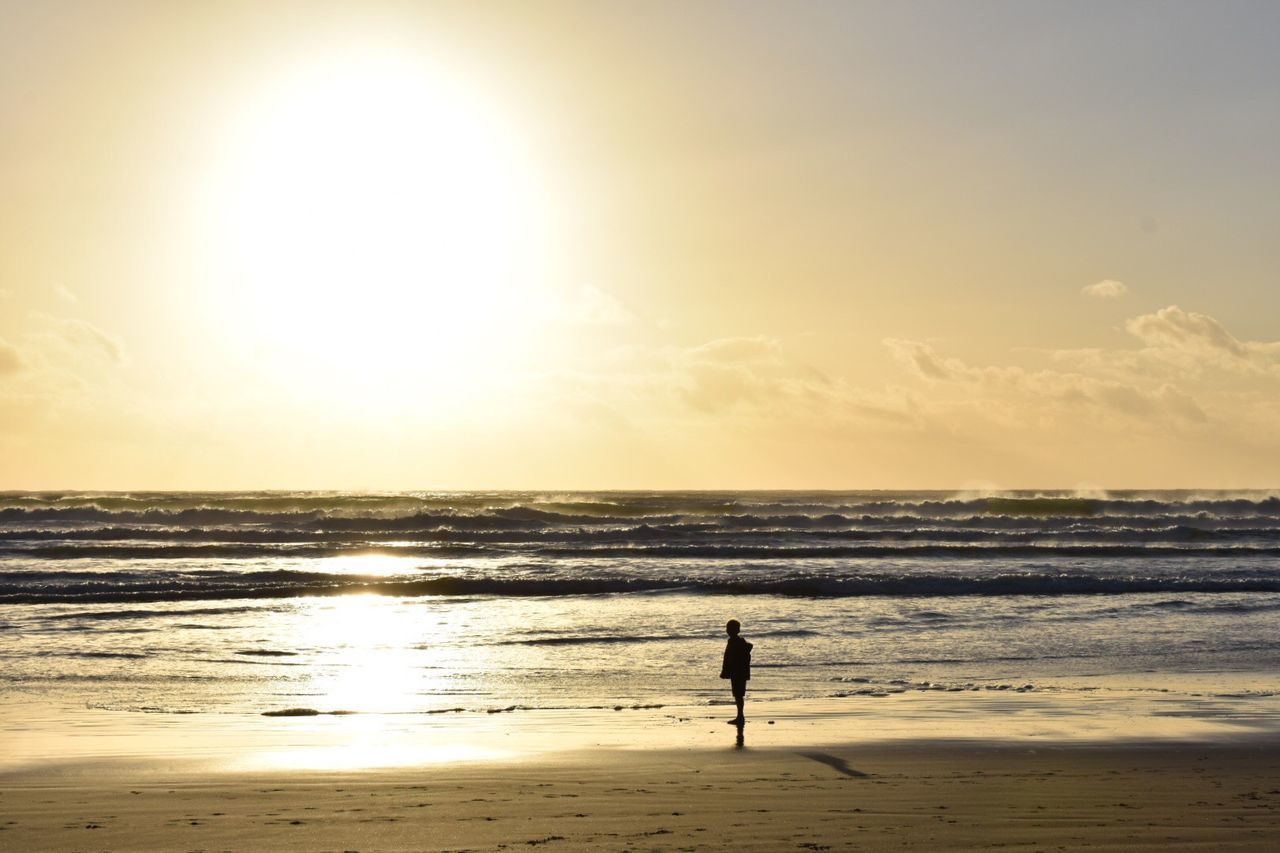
0 315 128 437
34 315 125 364
55 285 79 304
1076 378 1206 423
882 337 1206 427
534 335 921 431
541 284 634 327
883 338 964 381
1151 384 1208 422
1082 279 1128 298
667 336 919 426
685 335 782 365
1124 305 1280 374
0 338 23 375
0 288 12 300
1127 305 1245 355
454 305 1280 469
1045 346 1187 381
676 336 790 412
1044 305 1280 383
574 284 632 325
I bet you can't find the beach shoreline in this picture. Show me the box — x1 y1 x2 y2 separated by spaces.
6 690 1280 850
6 679 1280 777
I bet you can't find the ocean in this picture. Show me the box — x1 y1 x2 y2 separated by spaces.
3 490 1279 756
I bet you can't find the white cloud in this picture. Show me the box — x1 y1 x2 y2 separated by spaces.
491 306 1280 468
31 314 124 364
542 284 634 327
55 285 79 304
1082 279 1128 298
684 335 782 366
1125 305 1280 374
674 337 921 426
0 315 128 437
1127 305 1244 354
576 284 632 325
1043 305 1280 383
883 338 964 381
676 336 794 412
532 335 921 429
1046 346 1188 381
881 337 1206 427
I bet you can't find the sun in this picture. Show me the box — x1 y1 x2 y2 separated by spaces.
192 48 552 400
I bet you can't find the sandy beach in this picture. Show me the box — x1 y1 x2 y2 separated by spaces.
5 671 1280 850
4 739 1280 851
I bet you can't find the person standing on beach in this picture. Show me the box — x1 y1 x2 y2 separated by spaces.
720 619 753 725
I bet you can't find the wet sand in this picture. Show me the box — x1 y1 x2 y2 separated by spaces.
4 691 1280 850
4 741 1280 851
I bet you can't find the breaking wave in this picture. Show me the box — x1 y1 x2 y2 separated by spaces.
3 490 1280 606
4 568 1280 604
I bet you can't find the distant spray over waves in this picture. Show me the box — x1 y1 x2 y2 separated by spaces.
4 489 1280 523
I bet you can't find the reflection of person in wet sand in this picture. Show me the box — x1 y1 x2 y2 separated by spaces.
719 619 753 725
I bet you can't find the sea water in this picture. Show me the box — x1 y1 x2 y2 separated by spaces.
2 490 1279 762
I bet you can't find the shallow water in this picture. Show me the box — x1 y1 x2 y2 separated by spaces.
3 490 1280 766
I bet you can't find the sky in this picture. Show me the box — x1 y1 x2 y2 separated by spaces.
2 0 1279 489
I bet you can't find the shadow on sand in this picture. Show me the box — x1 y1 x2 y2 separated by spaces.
797 751 869 778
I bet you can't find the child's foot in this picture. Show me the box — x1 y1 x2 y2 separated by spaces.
727 717 745 725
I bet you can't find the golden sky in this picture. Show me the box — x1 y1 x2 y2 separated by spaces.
2 0 1280 489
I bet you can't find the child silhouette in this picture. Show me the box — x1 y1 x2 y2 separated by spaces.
719 619 753 725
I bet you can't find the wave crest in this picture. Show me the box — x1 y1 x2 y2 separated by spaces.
4 569 1279 604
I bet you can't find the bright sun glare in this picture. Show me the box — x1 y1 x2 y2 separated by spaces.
196 49 549 398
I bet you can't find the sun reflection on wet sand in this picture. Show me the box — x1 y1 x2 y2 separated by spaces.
4 687 1278 777
239 736 511 772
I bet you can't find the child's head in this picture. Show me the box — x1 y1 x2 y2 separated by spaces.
725 619 741 636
